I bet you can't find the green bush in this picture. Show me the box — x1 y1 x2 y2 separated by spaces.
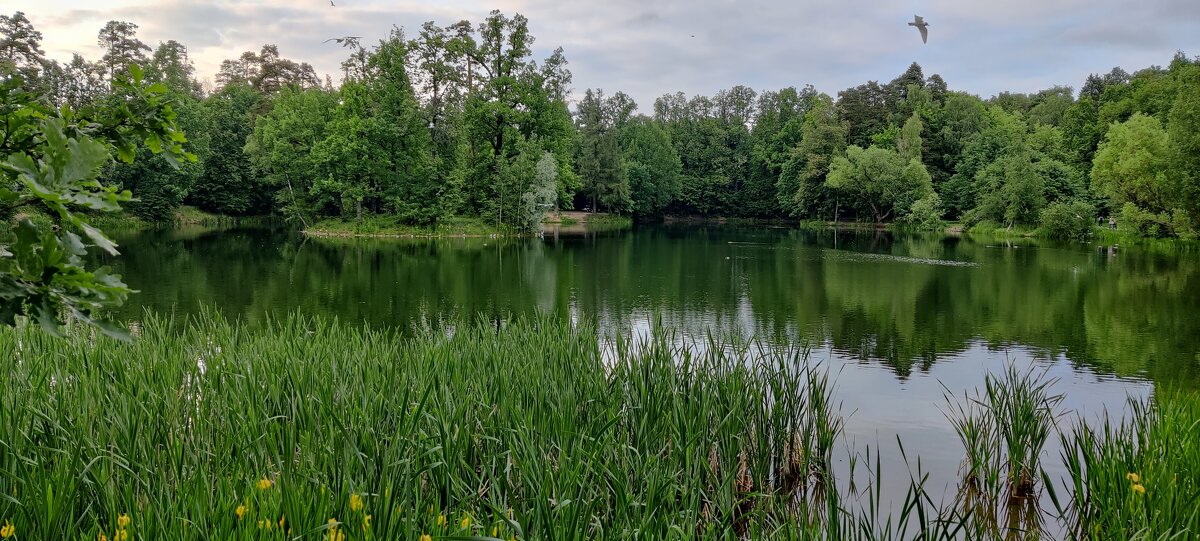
1169 209 1197 239
1119 202 1174 238
899 192 945 230
1039 200 1095 241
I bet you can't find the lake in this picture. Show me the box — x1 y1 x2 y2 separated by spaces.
103 224 1198 524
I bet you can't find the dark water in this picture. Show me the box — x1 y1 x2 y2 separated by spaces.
104 224 1199 524
107 224 1199 386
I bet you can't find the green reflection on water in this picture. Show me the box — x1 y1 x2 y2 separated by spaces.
103 225 1200 386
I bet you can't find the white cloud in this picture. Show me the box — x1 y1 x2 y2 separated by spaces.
6 0 1198 108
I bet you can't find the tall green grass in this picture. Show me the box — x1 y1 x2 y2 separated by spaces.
942 367 1064 539
1057 392 1200 540
0 313 1196 539
0 313 954 540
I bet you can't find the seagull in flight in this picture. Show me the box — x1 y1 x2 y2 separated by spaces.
908 15 929 44
323 36 362 46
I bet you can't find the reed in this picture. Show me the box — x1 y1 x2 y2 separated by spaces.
1057 392 1200 540
0 313 1196 539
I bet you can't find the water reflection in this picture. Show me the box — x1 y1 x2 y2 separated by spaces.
105 225 1199 386
101 223 1196 535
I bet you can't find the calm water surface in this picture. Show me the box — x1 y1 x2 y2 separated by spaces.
105 224 1199 525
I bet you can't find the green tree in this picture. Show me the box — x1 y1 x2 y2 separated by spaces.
1167 65 1200 225
837 81 888 148
1027 86 1075 127
216 45 319 93
575 88 628 212
943 105 1025 218
192 84 262 215
743 86 814 217
1 68 191 335
1091 113 1171 213
102 86 209 221
519 151 558 231
1040 200 1095 241
246 86 337 226
0 11 47 85
970 153 1045 226
97 20 151 82
46 53 107 108
147 40 201 96
460 11 576 227
826 145 932 224
777 94 847 218
366 30 437 223
897 112 923 162
623 117 682 216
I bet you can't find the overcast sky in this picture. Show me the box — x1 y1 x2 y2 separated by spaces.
8 0 1200 110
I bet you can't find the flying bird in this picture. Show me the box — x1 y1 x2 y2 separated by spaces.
330 0 335 6
908 15 929 44
323 36 362 46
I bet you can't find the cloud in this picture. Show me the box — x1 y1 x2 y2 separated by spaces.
6 0 1198 109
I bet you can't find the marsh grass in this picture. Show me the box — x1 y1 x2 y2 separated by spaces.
1057 392 1200 540
941 366 1065 539
0 313 1196 540
0 312 964 540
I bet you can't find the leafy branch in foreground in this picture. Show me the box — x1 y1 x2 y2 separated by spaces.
0 66 192 337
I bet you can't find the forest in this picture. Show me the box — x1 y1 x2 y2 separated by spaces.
3 10 1200 239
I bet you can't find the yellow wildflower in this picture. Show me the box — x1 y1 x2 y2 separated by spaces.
1132 483 1146 494
258 520 266 529
1126 472 1140 483
257 477 273 490
507 508 513 519
117 513 130 530
327 518 344 541
437 514 447 526
1 520 12 539
350 493 365 512
279 516 286 529
460 515 471 529
493 525 499 537
363 514 372 530
236 503 248 520
116 530 128 541
420 534 432 541
98 532 108 541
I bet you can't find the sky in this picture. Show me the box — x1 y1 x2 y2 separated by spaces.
7 0 1200 110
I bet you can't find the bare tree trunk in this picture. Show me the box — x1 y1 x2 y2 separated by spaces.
286 177 309 229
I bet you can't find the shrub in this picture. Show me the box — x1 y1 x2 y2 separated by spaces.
899 192 945 231
1039 200 1095 241
1119 202 1173 238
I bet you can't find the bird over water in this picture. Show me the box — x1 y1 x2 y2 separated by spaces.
909 15 929 44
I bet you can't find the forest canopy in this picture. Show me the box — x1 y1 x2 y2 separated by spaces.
3 10 1200 237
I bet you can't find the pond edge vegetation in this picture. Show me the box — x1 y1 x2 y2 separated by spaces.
1 312 1196 540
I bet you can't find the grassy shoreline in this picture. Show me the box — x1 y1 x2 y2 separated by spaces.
304 216 516 238
1 312 1196 539
304 213 633 239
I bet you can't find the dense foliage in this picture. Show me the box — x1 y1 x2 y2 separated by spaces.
3 313 1197 540
0 65 189 336
4 11 1200 238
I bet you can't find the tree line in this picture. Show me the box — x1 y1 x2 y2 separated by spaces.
3 10 1200 237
